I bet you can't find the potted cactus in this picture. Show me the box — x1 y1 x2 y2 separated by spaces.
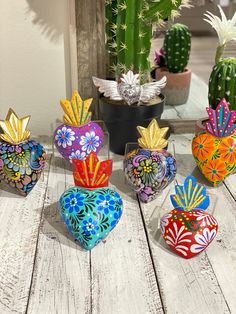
204 6 236 110
195 5 236 134
155 23 192 105
94 0 191 155
106 0 191 81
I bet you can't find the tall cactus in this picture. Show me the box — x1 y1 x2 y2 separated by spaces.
209 58 236 110
105 0 191 82
164 23 191 73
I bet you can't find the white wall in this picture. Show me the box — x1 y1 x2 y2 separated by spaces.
0 0 73 137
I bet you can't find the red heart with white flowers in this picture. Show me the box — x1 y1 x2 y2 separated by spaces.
161 209 218 259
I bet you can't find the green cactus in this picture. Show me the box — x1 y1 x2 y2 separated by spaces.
164 23 191 73
105 0 191 82
209 58 236 110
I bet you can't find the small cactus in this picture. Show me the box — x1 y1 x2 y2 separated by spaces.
208 58 236 110
164 23 191 73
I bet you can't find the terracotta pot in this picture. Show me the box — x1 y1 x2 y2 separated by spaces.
156 67 192 105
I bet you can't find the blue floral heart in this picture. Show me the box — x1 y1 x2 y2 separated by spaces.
59 187 123 250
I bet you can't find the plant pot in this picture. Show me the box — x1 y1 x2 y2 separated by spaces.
99 95 165 155
156 67 192 105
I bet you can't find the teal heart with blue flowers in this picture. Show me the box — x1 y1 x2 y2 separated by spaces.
59 187 123 250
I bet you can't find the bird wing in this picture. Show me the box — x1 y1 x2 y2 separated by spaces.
140 76 167 103
92 77 122 101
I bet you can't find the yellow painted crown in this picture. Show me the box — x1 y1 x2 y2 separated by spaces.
60 91 93 126
0 109 30 145
137 119 169 150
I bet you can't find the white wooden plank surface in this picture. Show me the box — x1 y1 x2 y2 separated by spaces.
26 150 164 314
139 134 236 314
0 150 50 314
91 155 164 314
26 150 91 314
162 73 209 120
0 135 235 314
224 175 236 201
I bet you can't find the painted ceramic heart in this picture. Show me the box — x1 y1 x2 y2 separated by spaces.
54 91 104 162
124 148 176 203
0 140 46 196
161 209 218 259
192 99 236 186
59 187 123 250
160 176 218 259
54 122 104 162
192 132 236 186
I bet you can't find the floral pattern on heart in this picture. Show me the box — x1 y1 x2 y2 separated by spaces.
54 91 104 162
192 133 236 186
161 209 218 259
192 99 236 186
124 148 176 203
59 187 123 250
160 176 218 259
190 228 217 254
0 140 46 195
54 122 104 162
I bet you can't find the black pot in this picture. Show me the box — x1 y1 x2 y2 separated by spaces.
99 95 165 155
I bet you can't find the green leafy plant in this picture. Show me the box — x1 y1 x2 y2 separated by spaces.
105 0 191 83
164 23 191 73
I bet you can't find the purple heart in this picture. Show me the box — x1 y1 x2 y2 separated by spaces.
53 122 104 162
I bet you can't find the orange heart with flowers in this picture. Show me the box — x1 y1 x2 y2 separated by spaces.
192 99 236 186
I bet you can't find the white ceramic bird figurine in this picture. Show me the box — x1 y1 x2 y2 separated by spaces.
92 70 167 106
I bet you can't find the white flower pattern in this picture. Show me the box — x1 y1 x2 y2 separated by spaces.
80 131 100 154
55 126 75 148
160 213 172 234
194 211 217 227
190 228 217 254
165 222 192 257
69 150 86 163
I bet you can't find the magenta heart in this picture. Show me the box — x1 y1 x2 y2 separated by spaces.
53 122 104 162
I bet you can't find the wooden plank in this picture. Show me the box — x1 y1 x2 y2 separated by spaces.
224 175 236 201
139 134 235 313
27 150 164 313
170 135 236 313
90 156 164 314
26 150 91 314
75 0 106 117
0 148 50 314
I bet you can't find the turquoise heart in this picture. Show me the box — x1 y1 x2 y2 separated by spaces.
59 187 123 250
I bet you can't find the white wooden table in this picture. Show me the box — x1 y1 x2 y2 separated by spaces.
0 135 235 314
0 75 236 314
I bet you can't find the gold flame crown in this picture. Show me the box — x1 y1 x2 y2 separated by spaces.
60 91 93 127
0 109 30 145
137 119 169 150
